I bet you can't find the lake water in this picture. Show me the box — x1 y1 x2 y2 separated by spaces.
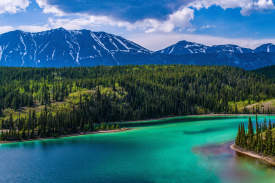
0 116 274 183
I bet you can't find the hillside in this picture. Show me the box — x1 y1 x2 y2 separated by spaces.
1 65 275 119
254 65 275 79
224 66 275 114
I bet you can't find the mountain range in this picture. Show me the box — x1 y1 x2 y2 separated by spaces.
0 28 275 69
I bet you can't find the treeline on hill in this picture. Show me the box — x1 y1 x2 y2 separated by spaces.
254 65 275 80
0 65 275 141
235 116 275 156
0 106 121 141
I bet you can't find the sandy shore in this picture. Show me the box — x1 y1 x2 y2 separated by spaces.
0 128 130 144
231 144 275 167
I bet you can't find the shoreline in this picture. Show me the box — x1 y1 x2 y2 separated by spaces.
1 114 274 145
124 113 275 123
186 113 275 117
0 128 130 145
230 144 275 167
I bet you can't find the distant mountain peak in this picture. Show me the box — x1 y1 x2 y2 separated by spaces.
154 40 275 69
157 41 255 55
157 40 209 55
50 27 68 32
255 43 275 53
0 28 151 67
177 40 195 44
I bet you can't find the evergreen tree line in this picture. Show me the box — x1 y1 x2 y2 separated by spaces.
235 116 275 156
254 65 275 81
0 65 274 116
0 65 275 141
0 99 121 141
0 86 130 141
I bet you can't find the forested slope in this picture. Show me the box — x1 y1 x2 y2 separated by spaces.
254 65 275 79
0 65 275 141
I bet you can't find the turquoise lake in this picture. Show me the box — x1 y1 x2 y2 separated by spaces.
0 116 274 183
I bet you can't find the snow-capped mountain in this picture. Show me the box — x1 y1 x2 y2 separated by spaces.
157 41 253 55
206 44 253 54
255 43 275 53
0 28 275 69
0 28 150 67
156 41 275 69
157 40 208 55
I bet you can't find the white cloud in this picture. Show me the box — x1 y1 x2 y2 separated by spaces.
140 8 194 33
188 0 275 15
34 0 275 33
0 26 14 33
35 0 194 33
48 15 133 30
1 0 261 36
128 33 275 51
35 0 64 16
46 7 194 33
0 25 50 33
17 25 50 32
200 25 216 29
0 0 29 14
256 0 274 8
37 0 275 36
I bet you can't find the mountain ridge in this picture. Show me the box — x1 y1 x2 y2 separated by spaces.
0 28 275 69
156 40 275 55
0 28 151 67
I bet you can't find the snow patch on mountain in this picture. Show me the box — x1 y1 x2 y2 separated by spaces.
157 42 256 55
0 28 150 67
0 28 275 69
255 43 275 53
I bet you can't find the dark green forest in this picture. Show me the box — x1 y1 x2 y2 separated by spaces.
1 65 275 141
254 65 275 80
235 116 275 156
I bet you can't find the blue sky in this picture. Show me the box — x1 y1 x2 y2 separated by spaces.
1 0 275 50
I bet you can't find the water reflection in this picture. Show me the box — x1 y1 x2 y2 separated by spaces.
194 141 275 183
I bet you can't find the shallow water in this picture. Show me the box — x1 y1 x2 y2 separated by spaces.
0 115 274 183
